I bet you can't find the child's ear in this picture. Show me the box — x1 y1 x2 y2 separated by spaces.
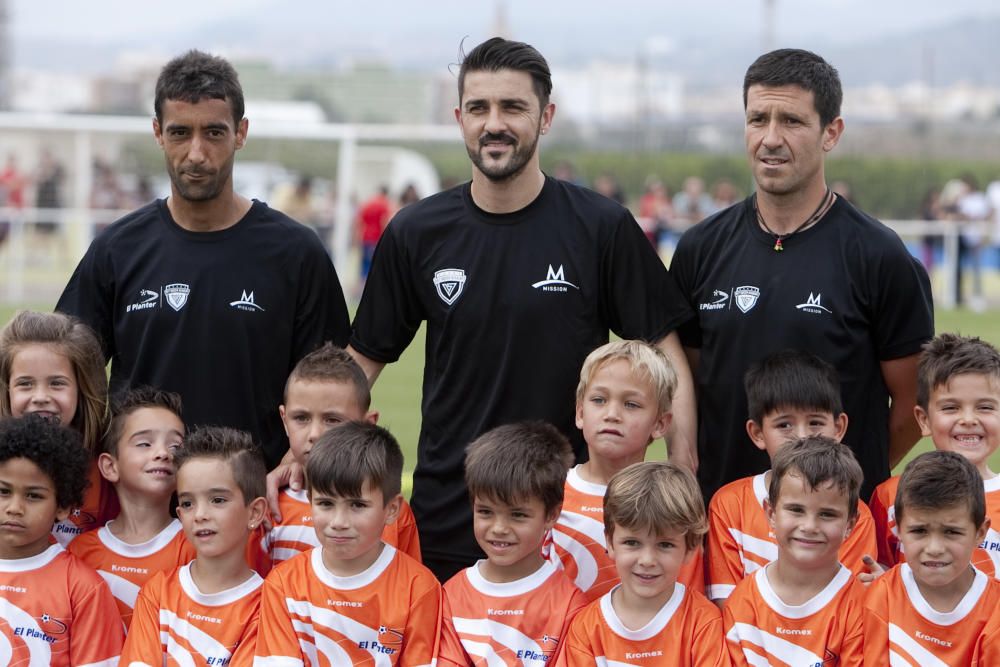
844 510 859 538
650 411 672 441
746 420 767 452
246 496 268 531
604 531 615 558
913 405 933 438
977 516 992 544
832 413 849 441
383 493 402 526
97 452 119 484
544 503 562 532
365 410 379 425
763 497 776 529
278 405 290 436
681 541 697 565
574 402 585 431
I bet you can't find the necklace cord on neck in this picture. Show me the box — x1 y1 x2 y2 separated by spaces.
755 187 833 251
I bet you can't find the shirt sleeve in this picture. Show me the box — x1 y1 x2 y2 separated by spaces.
253 575 304 666
869 483 898 568
292 233 351 357
861 580 889 667
230 602 262 667
549 587 590 664
871 247 933 360
399 582 442 667
667 224 703 349
690 602 726 667
554 609 596 667
391 503 422 564
841 502 878 577
55 237 116 361
70 565 126 667
706 494 744 601
119 578 163 666
435 593 470 667
840 591 866 667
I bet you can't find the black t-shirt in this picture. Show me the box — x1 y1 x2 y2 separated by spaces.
351 176 692 563
57 199 350 468
670 195 934 500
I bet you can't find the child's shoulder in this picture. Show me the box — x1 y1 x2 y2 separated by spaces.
710 473 764 510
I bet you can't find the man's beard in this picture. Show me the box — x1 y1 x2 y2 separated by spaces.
467 129 539 183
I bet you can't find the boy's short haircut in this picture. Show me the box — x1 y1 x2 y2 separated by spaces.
916 333 1000 410
284 342 371 411
0 414 89 510
102 386 183 457
173 426 267 504
603 461 707 551
768 435 862 520
306 421 402 503
464 421 573 516
744 349 842 423
576 340 677 415
895 450 986 526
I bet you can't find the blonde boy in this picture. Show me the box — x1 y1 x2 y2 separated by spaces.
863 451 1000 666
271 342 421 563
122 426 268 665
68 386 194 629
559 462 724 666
548 340 704 601
724 436 866 666
870 333 1000 572
707 350 877 603
438 422 586 665
255 422 441 664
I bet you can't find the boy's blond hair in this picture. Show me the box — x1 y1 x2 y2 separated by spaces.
576 340 677 415
603 461 706 550
917 333 1000 410
768 435 862 520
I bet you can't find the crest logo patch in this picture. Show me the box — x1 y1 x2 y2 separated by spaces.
164 283 191 311
433 269 466 305
734 285 760 313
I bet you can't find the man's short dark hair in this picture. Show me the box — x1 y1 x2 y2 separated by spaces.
154 49 245 126
745 350 843 424
0 415 89 510
306 421 403 504
464 421 573 516
896 450 985 527
743 48 842 127
916 333 1000 410
103 386 183 456
769 435 862 520
174 426 267 504
458 37 552 106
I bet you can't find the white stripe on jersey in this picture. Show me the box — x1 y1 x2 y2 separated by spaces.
0 596 52 665
887 623 950 667
726 622 825 665
453 616 545 663
160 609 232 665
287 599 393 667
727 528 778 569
459 639 507 667
97 570 141 610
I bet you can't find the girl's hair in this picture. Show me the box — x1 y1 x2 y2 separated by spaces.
0 311 109 456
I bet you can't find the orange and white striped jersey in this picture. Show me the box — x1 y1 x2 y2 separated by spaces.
0 543 124 666
557 583 725 666
724 565 865 667
706 472 877 601
264 488 422 565
50 460 119 546
68 518 196 630
438 559 587 666
254 545 441 666
547 465 704 602
870 474 1000 575
862 562 1000 666
120 562 262 667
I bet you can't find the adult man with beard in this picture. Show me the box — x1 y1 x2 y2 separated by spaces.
348 37 696 581
57 50 349 469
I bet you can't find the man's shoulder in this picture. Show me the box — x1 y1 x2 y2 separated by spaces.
676 199 750 249
831 198 908 250
384 184 467 231
90 200 162 246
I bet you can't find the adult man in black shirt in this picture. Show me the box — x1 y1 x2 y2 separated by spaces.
57 51 349 468
348 38 696 581
671 49 933 502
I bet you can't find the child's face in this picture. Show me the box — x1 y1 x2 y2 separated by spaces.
0 457 69 559
102 407 184 497
7 344 78 427
898 503 989 598
606 523 692 608
177 457 265 562
575 360 671 469
311 481 400 577
472 494 558 582
280 380 373 464
765 471 856 571
747 407 848 460
915 373 1000 472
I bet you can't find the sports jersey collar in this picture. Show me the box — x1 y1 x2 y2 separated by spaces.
310 542 396 590
755 562 852 619
599 582 686 640
178 562 263 606
157 198 264 242
466 558 557 597
283 487 310 504
900 562 988 626
461 175 553 225
0 543 63 572
97 518 184 557
753 472 769 509
983 475 1000 493
567 465 608 497
744 194 844 251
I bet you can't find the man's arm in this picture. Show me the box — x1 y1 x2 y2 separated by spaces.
347 344 387 386
656 331 697 473
881 353 922 470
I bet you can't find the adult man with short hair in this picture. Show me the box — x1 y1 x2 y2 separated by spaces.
58 50 349 468
348 37 696 581
671 49 933 502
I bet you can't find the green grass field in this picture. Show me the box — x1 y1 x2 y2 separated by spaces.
4 302 1000 496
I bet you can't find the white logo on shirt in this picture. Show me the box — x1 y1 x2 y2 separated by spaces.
532 264 579 292
796 292 832 314
734 285 760 313
433 268 466 305
164 283 190 311
126 288 159 313
699 289 730 311
230 290 265 312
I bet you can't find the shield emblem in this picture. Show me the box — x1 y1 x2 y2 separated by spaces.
734 285 760 313
433 269 466 305
164 283 190 311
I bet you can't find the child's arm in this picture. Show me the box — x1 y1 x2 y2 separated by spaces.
553 608 596 667
229 604 261 667
839 589 867 667
436 593 470 667
69 565 126 667
399 580 442 667
253 576 305 666
869 482 898 568
705 493 747 603
549 587 589 665
119 577 164 666
690 602 726 667
861 581 889 667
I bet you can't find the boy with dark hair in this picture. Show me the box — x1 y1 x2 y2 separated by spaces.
69 386 194 629
0 415 123 665
438 421 585 665
255 422 441 664
863 451 999 665
707 350 877 603
870 333 1000 572
724 436 866 666
559 461 723 666
122 426 268 665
